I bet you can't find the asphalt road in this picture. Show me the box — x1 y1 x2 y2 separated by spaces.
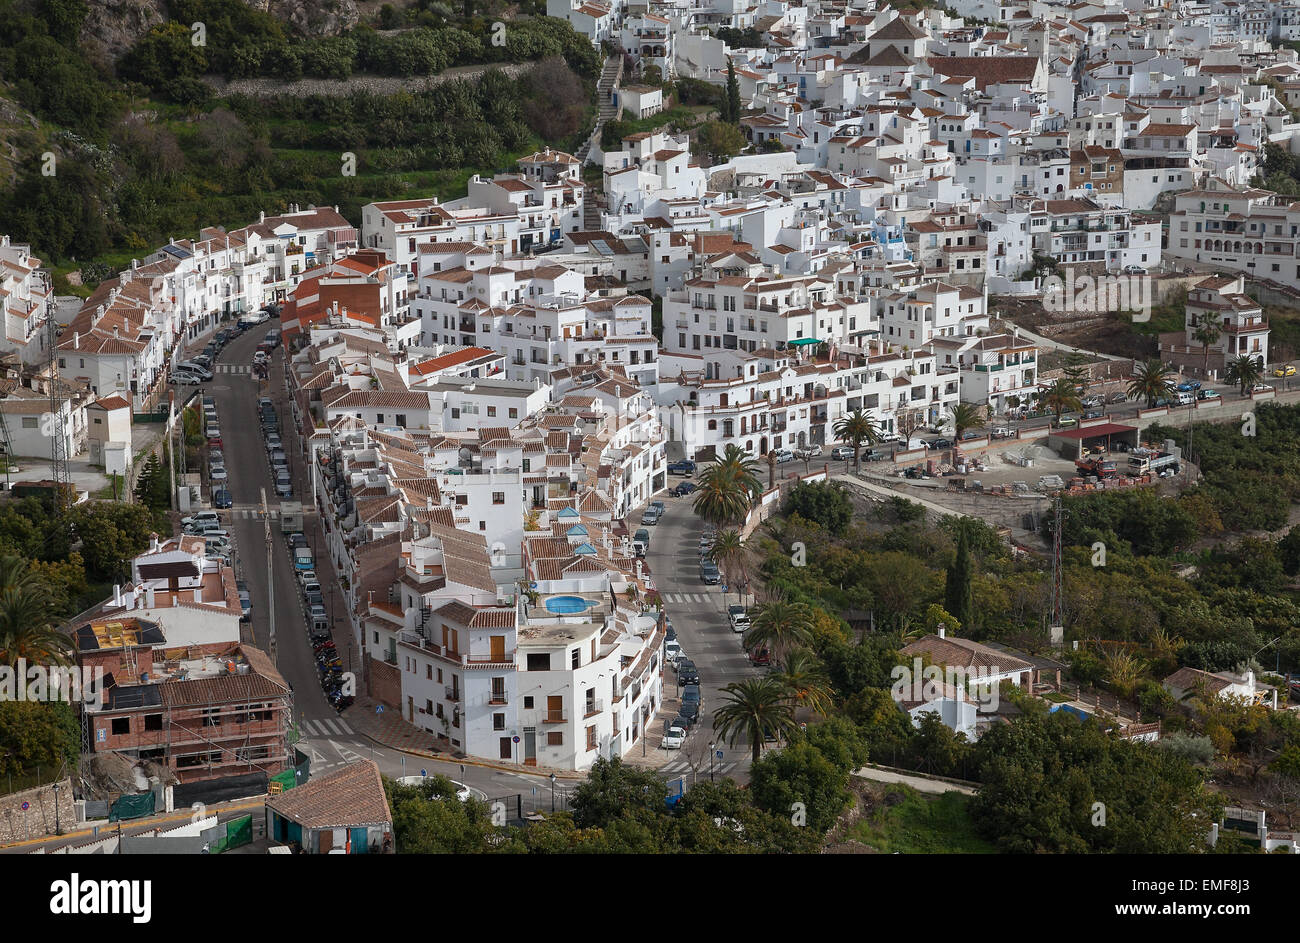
643 489 762 782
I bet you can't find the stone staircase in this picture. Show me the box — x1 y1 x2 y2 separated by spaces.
577 56 623 167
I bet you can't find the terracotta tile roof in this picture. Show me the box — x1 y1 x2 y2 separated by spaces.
265 759 392 829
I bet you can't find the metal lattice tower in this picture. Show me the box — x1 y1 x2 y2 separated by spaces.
1049 494 1064 641
40 271 69 512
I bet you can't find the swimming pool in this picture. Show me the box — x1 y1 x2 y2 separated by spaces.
545 595 591 614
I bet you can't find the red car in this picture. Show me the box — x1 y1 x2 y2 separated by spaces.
749 647 771 667
207 434 223 449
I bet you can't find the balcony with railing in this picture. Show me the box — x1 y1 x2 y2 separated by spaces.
543 709 566 724
584 698 605 718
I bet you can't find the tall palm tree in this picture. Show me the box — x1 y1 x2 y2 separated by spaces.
708 528 745 600
1038 377 1083 424
742 600 814 656
946 402 984 442
1127 358 1177 408
775 647 834 717
1191 311 1223 377
832 408 881 473
1225 353 1264 397
0 556 66 667
712 676 799 764
692 445 762 527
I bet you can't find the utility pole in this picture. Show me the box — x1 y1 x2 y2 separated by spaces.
261 486 275 662
167 390 177 511
40 271 69 513
1048 494 1064 647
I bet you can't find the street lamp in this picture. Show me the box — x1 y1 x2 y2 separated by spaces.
549 773 557 813
52 782 61 836
710 741 716 783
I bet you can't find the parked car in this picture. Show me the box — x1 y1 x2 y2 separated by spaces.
672 481 697 497
772 448 795 464
1176 380 1201 392
930 438 953 450
275 474 292 497
1122 264 1147 275
209 467 228 483
1252 383 1274 394
677 702 700 726
664 638 682 665
795 445 821 460
990 427 1013 439
1081 395 1104 408
699 561 721 584
831 445 855 461
182 511 220 529
1109 391 1129 404
959 430 982 441
640 508 661 526
678 661 700 686
1197 388 1220 401
667 460 696 476
727 605 749 633
265 433 283 453
1081 409 1103 420
662 726 686 750
681 683 702 705
1275 364 1297 378
236 580 252 621
649 500 665 515
632 528 650 556
171 370 203 386
253 350 269 365
212 489 232 509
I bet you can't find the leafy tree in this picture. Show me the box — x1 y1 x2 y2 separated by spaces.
0 701 80 776
692 120 746 164
120 22 209 91
134 453 170 510
782 481 852 535
1280 524 1300 577
69 503 156 582
386 777 516 853
39 0 88 46
749 738 852 833
971 711 1220 853
569 757 668 829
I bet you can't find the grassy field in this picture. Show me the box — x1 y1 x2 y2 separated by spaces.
849 784 996 853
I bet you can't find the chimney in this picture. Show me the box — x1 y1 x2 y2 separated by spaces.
73 332 80 350
145 585 155 608
112 584 122 607
260 211 266 223
938 624 946 639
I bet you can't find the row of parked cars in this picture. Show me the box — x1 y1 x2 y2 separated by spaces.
662 620 702 749
200 395 234 510
180 509 240 580
259 397 292 497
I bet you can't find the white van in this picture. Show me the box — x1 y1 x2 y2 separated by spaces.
1176 390 1195 406
182 511 220 528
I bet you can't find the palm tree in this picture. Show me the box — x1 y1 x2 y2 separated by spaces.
1191 312 1223 377
1225 353 1264 397
692 445 762 527
832 408 881 473
1127 358 1177 408
775 648 834 716
946 402 984 442
712 676 799 764
708 529 745 600
742 600 814 656
1038 377 1083 424
0 556 66 668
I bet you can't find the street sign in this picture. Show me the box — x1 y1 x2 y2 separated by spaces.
420 769 427 778
512 735 520 743
376 705 384 714
716 750 724 760
20 801 28 811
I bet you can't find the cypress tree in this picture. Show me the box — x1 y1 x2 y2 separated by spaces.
725 57 741 125
944 521 974 632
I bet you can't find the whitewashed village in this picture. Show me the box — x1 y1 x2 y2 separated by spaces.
4 0 1300 860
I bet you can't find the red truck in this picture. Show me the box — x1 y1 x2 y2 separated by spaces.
1075 457 1118 479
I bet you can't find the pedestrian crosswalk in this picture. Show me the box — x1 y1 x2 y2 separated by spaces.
215 364 254 374
660 758 738 776
660 593 715 604
298 717 354 737
228 506 280 519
